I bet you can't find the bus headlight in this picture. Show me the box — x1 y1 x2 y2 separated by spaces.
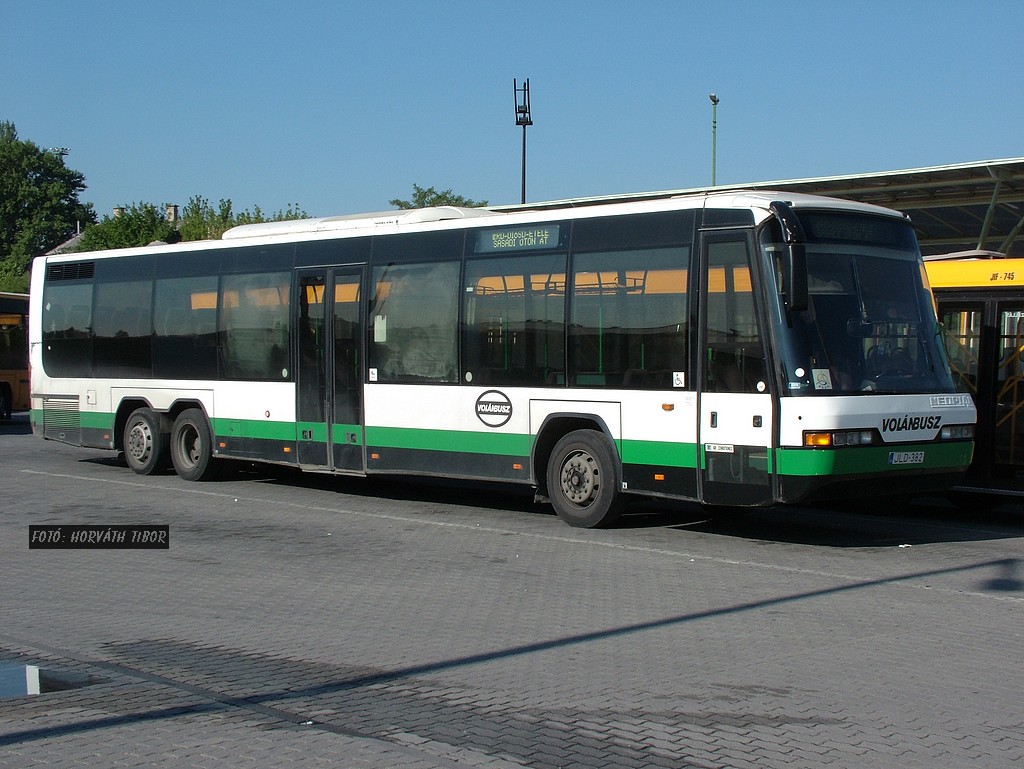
940 424 975 440
833 430 875 446
803 430 876 447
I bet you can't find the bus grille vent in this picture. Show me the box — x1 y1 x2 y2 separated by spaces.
46 262 95 281
43 396 81 444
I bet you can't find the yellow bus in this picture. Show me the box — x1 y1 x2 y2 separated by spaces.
926 251 1024 494
0 291 30 420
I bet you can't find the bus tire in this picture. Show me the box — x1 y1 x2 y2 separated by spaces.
123 408 169 475
546 429 624 528
170 409 220 481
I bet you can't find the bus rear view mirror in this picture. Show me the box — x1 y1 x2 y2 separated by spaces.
847 319 875 338
785 243 808 312
769 200 808 313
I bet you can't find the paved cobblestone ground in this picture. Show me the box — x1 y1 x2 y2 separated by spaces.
1 416 1022 768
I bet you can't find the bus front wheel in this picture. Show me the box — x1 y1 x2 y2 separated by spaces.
123 408 169 475
546 429 624 528
170 409 220 482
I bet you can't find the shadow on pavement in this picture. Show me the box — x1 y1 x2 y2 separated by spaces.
0 412 31 436
74 438 1024 548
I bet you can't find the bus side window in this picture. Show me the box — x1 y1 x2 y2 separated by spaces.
704 246 764 393
369 262 460 383
570 248 690 389
462 253 567 386
220 272 290 380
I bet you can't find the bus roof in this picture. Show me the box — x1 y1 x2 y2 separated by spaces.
922 249 1007 261
222 205 501 240
220 189 906 241
40 189 911 263
924 250 1024 289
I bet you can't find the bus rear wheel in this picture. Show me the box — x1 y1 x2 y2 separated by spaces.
170 409 220 481
123 408 169 475
546 429 624 528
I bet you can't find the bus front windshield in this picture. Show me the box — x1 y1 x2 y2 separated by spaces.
762 211 955 395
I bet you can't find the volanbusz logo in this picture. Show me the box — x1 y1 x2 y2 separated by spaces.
881 414 941 433
475 390 513 428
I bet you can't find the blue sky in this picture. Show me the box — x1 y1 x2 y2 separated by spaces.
3 1 1022 220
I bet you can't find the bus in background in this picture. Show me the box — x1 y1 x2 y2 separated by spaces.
29 191 975 527
926 250 1024 495
0 292 29 420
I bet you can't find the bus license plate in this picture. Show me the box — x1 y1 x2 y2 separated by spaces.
888 451 925 465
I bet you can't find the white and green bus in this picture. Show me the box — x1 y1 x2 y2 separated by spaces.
30 190 975 527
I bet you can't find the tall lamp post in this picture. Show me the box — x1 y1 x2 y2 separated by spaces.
709 93 719 186
514 78 533 204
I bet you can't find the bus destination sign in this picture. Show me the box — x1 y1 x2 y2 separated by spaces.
476 225 561 254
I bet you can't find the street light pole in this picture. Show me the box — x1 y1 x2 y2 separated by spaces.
709 93 719 186
514 79 533 204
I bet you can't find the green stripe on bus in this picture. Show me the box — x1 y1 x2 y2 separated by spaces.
777 442 973 477
366 426 531 456
620 439 699 469
210 418 296 442
81 411 115 430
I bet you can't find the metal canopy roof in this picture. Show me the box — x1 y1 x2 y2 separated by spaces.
737 157 1024 257
508 157 1024 257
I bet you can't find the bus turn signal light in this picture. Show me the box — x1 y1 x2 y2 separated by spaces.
804 432 832 447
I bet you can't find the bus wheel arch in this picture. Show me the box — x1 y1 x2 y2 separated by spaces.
122 406 170 475
535 417 625 528
170 408 220 481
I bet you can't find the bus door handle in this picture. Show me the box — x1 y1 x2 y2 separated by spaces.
710 411 718 428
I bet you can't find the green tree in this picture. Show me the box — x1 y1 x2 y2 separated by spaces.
74 202 178 252
179 196 308 241
73 197 310 251
0 121 95 290
389 183 488 209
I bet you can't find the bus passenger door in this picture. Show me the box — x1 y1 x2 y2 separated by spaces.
296 268 365 473
697 231 775 506
936 300 988 483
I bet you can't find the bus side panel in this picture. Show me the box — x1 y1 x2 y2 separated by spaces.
363 385 702 497
618 390 699 499
206 382 297 463
363 384 533 482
